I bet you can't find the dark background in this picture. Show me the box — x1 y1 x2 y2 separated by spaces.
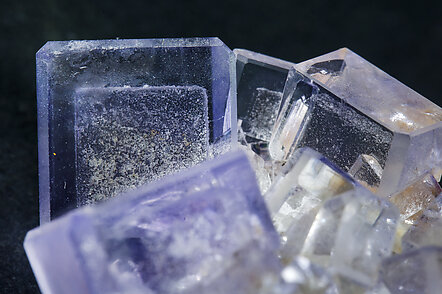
0 0 441 292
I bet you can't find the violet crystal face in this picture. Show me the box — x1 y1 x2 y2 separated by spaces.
24 151 280 294
37 38 236 223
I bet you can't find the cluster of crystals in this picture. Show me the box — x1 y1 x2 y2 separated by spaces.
27 38 441 294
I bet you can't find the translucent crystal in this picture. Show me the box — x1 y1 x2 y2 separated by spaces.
295 48 442 195
263 256 338 294
389 173 441 253
381 246 442 294
24 151 280 294
264 147 357 259
401 196 442 251
235 49 294 142
269 69 395 185
348 154 383 193
390 173 441 225
37 38 236 222
301 189 398 287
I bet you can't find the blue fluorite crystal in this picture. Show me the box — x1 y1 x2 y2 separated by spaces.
37 38 236 223
24 151 280 294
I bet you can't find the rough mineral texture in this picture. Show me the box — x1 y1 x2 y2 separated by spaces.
37 38 236 223
24 151 280 294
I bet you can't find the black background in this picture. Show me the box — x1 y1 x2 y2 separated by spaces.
0 0 441 292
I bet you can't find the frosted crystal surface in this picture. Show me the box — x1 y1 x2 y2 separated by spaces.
37 38 236 222
264 148 357 259
263 256 338 294
75 86 209 205
296 48 442 195
301 189 398 287
381 246 442 294
401 196 442 251
235 49 294 142
348 154 383 193
269 69 394 177
24 151 280 294
390 173 441 225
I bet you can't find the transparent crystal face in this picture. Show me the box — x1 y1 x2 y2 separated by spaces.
270 69 394 173
297 48 442 134
25 151 280 294
37 38 235 222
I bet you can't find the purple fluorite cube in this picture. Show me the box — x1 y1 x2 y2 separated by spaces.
37 38 236 223
24 151 280 294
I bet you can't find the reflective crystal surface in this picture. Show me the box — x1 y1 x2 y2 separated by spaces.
302 189 398 287
37 38 236 222
269 69 395 189
235 49 294 142
401 195 442 252
24 151 280 294
296 48 442 195
264 147 358 259
381 246 442 294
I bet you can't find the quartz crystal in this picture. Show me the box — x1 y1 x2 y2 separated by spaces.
235 49 294 142
381 246 442 294
294 48 442 195
24 151 280 294
37 38 236 223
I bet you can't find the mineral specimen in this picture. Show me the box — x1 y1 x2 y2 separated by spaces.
302 189 398 287
381 246 442 294
37 38 236 223
294 48 442 195
401 195 442 252
265 147 357 258
24 151 280 294
235 49 294 142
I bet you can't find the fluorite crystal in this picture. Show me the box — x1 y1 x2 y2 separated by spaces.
271 48 441 196
381 246 442 294
29 40 442 294
265 147 358 258
37 38 236 223
24 151 280 294
235 49 294 143
401 195 442 252
264 148 398 287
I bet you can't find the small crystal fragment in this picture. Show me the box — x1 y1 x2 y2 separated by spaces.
296 48 442 195
264 147 357 259
401 195 442 252
302 189 398 287
37 38 236 222
348 154 383 192
390 172 441 225
381 246 442 294
24 151 280 294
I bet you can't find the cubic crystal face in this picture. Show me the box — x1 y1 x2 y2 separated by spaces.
381 246 442 294
235 49 294 142
269 69 394 185
24 151 280 294
295 48 442 195
264 147 358 259
37 38 236 222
